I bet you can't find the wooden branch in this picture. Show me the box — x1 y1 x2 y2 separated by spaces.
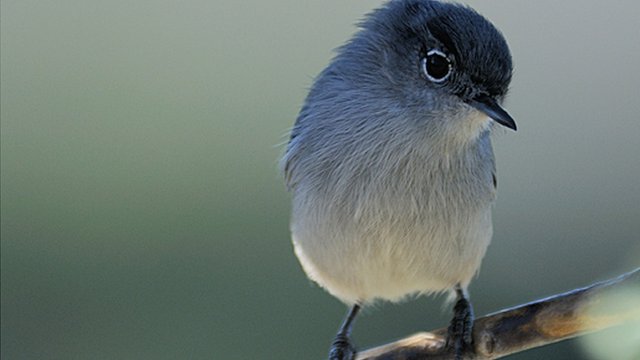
356 268 640 360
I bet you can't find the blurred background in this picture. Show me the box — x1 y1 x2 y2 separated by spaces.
2 1 639 359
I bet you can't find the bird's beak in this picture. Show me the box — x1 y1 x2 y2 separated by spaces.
469 94 517 131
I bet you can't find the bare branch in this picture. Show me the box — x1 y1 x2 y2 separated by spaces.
356 268 640 360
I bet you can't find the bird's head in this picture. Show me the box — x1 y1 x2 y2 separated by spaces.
334 0 516 132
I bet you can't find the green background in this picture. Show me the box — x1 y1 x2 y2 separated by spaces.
2 1 639 359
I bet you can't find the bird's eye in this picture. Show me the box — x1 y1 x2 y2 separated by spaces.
422 49 452 83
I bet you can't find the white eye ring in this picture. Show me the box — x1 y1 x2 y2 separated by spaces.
422 49 452 83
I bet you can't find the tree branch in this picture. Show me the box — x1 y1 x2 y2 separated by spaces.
356 268 640 359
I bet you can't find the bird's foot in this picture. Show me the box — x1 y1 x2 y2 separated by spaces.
328 332 356 360
446 295 474 360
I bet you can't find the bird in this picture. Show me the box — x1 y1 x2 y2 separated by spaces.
281 1 516 359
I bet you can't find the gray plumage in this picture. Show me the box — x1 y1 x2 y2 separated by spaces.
282 0 514 306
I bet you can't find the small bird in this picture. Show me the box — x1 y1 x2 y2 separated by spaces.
281 1 516 359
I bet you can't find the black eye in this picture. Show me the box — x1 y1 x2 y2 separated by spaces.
422 49 452 83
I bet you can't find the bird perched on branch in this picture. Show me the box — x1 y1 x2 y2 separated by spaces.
281 1 516 359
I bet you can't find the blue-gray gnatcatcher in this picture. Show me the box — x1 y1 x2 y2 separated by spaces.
281 1 516 359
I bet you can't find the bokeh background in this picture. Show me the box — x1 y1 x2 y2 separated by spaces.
2 1 639 359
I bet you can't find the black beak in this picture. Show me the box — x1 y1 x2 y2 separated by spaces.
469 94 517 131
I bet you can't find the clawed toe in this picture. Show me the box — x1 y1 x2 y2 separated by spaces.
328 333 356 360
446 288 475 360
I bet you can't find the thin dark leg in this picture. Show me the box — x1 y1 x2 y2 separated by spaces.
328 304 361 360
446 286 475 360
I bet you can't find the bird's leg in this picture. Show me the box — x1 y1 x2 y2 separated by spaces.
446 286 475 360
328 304 360 360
